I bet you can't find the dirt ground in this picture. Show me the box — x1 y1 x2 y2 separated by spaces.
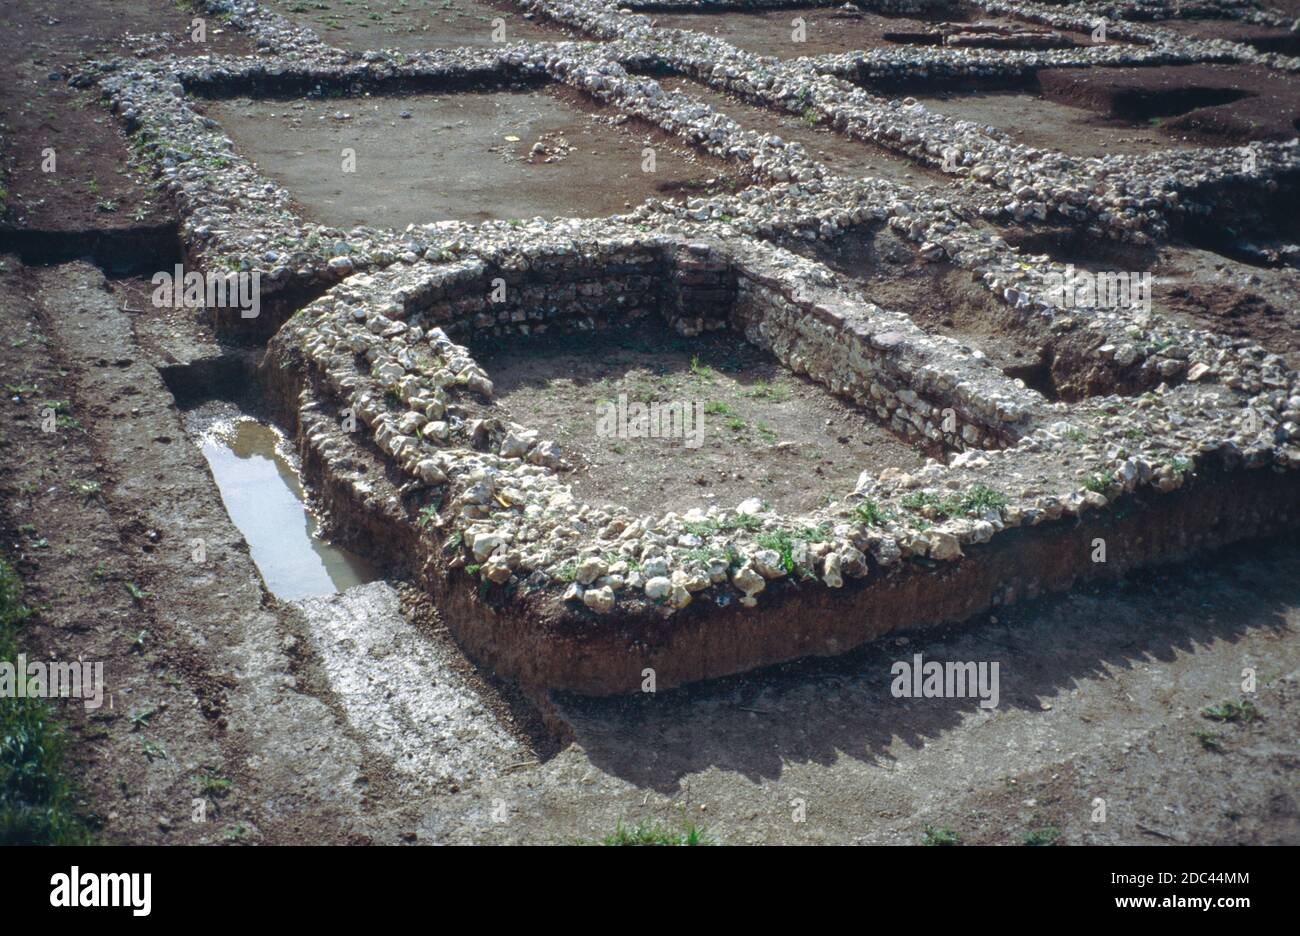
263 0 592 52
201 84 740 227
647 7 1103 60
912 89 1206 158
1036 64 1300 146
477 318 927 517
1 1 1297 847
658 75 955 189
0 0 251 232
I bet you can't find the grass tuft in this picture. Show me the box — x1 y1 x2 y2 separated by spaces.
1023 827 1061 847
922 824 960 846
596 820 713 846
1201 699 1261 724
0 557 92 844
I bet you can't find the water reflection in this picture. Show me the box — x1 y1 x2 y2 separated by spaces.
193 412 378 600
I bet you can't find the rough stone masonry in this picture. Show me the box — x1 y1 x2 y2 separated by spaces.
76 0 1300 692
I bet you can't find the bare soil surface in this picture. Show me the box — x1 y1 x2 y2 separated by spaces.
1153 17 1300 57
912 88 1205 158
0 0 251 231
475 317 927 517
658 74 955 190
1037 64 1300 146
202 84 740 228
264 0 592 52
388 532 1300 845
647 8 1081 60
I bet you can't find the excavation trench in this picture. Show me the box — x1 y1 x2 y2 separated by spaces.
155 339 537 783
266 323 1300 696
0 222 182 276
163 356 380 600
1000 222 1300 368
774 223 1161 401
1171 172 1300 269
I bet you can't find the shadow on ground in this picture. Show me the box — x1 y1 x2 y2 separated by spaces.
556 533 1299 793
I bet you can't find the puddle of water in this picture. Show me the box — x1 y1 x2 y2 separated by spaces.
192 410 379 600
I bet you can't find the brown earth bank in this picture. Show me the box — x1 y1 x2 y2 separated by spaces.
433 465 1300 695
1036 64 1300 146
0 0 253 233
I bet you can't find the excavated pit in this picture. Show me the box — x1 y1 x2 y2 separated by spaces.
0 222 183 275
1034 64 1300 147
1171 173 1300 269
1001 224 1300 370
162 355 381 599
1146 17 1300 58
775 224 1161 400
472 316 930 517
908 86 1206 159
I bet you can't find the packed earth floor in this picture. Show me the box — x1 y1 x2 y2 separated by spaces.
0 0 1297 845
